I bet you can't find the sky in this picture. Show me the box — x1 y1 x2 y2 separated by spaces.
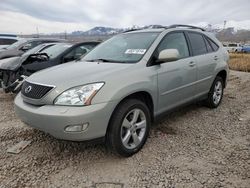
0 0 250 34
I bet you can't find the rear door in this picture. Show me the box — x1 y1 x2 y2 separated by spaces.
187 32 218 96
155 31 197 113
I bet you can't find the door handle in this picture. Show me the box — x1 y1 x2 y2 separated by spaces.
214 56 218 60
189 61 196 67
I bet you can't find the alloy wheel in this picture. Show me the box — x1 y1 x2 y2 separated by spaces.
120 108 147 149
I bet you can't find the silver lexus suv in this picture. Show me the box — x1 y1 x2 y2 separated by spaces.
14 25 229 157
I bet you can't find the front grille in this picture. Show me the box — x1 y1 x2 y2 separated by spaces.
21 81 54 99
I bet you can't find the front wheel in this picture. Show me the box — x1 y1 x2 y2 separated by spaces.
204 76 224 108
106 99 151 157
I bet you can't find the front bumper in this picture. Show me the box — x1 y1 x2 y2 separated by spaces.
14 93 116 141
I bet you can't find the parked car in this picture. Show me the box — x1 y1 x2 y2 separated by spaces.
0 34 19 49
224 43 242 53
0 43 57 92
0 42 99 93
14 25 229 157
241 45 250 53
0 38 64 60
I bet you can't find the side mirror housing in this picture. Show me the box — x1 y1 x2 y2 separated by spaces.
21 44 32 52
156 49 180 63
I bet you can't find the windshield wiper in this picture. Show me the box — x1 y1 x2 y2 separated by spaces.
85 58 126 63
86 58 114 62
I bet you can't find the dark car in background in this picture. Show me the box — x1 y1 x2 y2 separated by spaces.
0 38 64 60
0 34 19 49
0 41 99 93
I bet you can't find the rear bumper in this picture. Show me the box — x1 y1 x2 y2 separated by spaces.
14 93 117 141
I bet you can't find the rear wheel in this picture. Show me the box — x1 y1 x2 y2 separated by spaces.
106 99 151 157
204 76 224 108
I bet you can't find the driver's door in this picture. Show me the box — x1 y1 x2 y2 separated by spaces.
156 32 197 113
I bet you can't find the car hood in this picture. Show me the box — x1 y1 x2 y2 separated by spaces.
0 49 21 60
0 56 22 70
27 61 133 90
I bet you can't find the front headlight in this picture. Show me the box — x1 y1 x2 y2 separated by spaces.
54 82 104 106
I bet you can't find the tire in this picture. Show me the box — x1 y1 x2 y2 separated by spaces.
106 99 151 157
204 76 224 108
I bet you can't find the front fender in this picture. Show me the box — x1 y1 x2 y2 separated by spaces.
92 69 158 112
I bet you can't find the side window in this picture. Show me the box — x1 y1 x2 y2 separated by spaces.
63 45 90 63
74 46 88 57
204 37 213 53
156 32 189 59
188 32 207 56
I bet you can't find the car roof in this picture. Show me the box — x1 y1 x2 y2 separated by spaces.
23 38 65 42
126 28 165 33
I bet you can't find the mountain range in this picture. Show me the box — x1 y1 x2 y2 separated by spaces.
68 20 250 36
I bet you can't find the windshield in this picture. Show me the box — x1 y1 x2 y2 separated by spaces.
23 44 45 56
83 32 159 63
6 39 27 50
41 43 72 58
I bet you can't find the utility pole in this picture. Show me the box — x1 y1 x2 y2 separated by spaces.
36 27 39 38
64 30 67 39
223 20 227 30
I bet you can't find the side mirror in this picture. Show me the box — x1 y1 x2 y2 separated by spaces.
21 44 32 52
157 49 180 63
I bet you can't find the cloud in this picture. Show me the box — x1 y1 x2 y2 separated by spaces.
0 0 250 34
0 11 88 34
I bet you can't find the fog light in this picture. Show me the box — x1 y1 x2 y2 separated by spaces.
64 123 89 132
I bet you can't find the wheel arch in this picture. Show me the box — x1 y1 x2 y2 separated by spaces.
216 70 227 88
105 91 154 136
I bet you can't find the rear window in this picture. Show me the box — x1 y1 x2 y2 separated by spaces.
204 37 213 53
203 36 219 52
207 38 219 51
188 32 207 56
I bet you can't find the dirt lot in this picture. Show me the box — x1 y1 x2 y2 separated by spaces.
0 70 249 188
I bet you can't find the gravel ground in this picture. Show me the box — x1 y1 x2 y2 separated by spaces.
0 70 249 188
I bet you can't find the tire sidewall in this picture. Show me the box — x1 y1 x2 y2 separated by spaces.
109 99 151 156
209 77 224 108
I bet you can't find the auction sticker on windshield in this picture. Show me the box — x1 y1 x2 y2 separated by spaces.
125 49 147 55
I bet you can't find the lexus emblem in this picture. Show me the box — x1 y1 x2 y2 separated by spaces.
25 86 32 93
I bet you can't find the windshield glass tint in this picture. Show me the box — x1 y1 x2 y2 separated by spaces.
6 39 27 50
41 43 72 58
83 32 159 63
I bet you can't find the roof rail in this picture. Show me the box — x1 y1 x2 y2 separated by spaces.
167 24 206 31
123 25 167 33
122 24 205 33
123 28 143 33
